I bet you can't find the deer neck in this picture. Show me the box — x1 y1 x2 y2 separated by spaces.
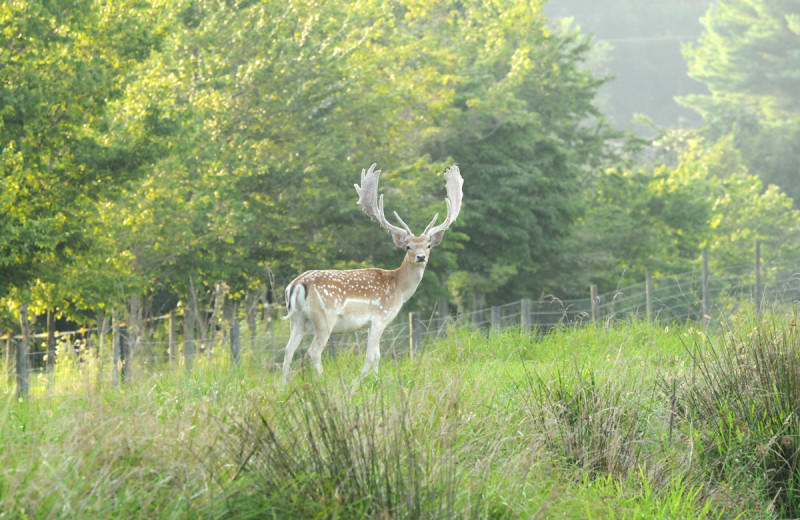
393 254 426 303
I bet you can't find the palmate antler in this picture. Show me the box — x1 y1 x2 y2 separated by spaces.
354 163 463 238
422 165 463 238
354 163 412 237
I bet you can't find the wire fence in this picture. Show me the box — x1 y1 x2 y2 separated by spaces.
4 250 800 400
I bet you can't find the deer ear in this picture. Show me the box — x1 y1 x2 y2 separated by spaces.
428 230 446 248
391 232 410 250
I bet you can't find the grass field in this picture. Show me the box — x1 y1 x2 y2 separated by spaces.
2 310 799 519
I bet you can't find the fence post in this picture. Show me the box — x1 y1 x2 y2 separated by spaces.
96 311 108 389
702 248 710 329
590 285 599 323
229 303 241 365
409 312 421 357
754 240 761 319
46 308 56 373
112 310 120 387
17 303 30 400
4 333 12 384
168 310 176 364
120 323 131 384
490 306 501 328
184 306 195 373
521 299 532 333
645 270 653 323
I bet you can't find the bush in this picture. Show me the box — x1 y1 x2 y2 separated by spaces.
678 318 800 516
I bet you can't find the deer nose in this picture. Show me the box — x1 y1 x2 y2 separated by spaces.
416 254 427 263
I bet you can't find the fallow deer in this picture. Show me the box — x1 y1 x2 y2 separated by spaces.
282 163 463 382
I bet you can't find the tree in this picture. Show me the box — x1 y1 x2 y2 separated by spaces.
397 1 622 307
0 0 167 332
570 135 800 294
682 0 800 204
103 0 464 310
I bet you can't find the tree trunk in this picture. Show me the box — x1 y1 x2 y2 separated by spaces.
207 282 224 358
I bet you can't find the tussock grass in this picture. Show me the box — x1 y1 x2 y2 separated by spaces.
221 378 466 519
675 314 800 517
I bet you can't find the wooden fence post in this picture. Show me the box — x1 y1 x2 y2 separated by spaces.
112 310 120 387
46 308 56 373
409 312 421 357
4 333 12 384
17 303 30 400
590 285 599 323
754 240 761 318
702 248 710 329
230 318 241 365
521 299 532 333
184 307 195 374
121 294 140 384
645 270 653 323
96 311 108 389
228 301 240 364
120 323 131 384
168 310 176 364
490 306 501 328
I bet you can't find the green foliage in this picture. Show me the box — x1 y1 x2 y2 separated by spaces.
44 0 618 314
572 135 800 294
684 0 800 118
424 2 621 307
0 0 171 322
682 0 800 204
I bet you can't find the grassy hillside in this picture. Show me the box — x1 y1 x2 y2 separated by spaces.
2 313 798 518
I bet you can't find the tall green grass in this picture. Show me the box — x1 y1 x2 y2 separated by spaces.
675 314 800 517
3 314 798 518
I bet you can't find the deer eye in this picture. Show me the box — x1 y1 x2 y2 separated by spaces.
406 245 411 251
427 244 431 249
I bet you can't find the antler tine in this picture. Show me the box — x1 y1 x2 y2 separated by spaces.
392 210 414 235
355 163 412 237
423 165 463 237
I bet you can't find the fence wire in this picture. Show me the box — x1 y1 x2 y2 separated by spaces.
4 259 800 400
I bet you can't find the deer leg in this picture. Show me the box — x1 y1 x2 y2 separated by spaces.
282 317 306 383
308 313 334 376
361 323 385 377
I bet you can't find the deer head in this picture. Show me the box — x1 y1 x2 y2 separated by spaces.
354 163 463 265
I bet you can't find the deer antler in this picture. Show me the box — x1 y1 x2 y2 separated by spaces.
423 165 463 237
355 163 413 237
